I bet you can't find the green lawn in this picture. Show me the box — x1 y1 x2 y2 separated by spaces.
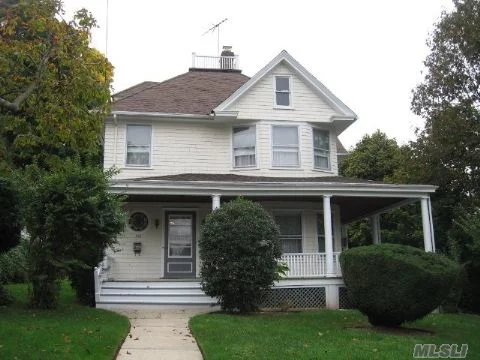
0 282 129 360
190 310 480 360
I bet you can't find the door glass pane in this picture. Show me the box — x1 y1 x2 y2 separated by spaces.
168 215 192 257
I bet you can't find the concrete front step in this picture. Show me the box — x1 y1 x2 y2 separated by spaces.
102 281 202 289
98 280 215 308
101 288 206 295
97 296 215 304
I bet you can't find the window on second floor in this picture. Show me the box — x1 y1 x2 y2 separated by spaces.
274 76 291 107
126 125 151 167
272 125 300 167
233 126 256 168
313 129 330 170
275 212 303 253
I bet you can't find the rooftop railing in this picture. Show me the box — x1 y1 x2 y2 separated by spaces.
191 53 240 70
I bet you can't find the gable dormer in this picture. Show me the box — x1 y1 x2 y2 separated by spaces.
215 50 356 134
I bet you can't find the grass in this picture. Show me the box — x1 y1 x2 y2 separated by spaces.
190 309 480 360
0 282 129 360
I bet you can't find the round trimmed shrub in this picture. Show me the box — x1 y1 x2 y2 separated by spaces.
200 198 282 313
340 243 459 327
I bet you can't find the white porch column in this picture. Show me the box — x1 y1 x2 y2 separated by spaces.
421 197 435 252
212 194 221 210
323 195 334 277
325 284 340 309
372 214 381 244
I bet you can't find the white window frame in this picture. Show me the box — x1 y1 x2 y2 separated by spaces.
273 211 304 254
273 75 293 109
232 125 257 169
312 127 331 171
125 124 152 168
271 125 301 168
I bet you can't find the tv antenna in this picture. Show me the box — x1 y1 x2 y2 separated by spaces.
202 18 228 55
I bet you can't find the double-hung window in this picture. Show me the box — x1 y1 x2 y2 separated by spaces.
126 125 152 167
272 125 300 167
274 76 291 107
275 213 303 253
316 213 334 253
232 126 256 168
313 129 330 170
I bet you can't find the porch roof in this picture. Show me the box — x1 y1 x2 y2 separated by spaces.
111 173 436 223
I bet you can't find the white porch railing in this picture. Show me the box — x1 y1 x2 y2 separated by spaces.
280 252 342 278
93 256 110 303
191 53 240 70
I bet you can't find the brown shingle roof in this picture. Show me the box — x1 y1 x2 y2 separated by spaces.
336 139 348 154
113 81 159 102
112 70 250 115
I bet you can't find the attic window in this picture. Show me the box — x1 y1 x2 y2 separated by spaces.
274 76 291 107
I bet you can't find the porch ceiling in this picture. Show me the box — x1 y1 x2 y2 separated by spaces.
126 194 412 224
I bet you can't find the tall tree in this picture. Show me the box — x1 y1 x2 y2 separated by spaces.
411 0 480 205
25 163 125 309
411 0 480 313
340 131 423 248
0 0 113 170
340 130 401 181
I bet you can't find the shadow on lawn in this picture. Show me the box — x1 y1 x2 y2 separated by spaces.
348 325 434 336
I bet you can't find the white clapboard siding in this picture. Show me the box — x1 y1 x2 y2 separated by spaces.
104 119 339 180
228 63 337 122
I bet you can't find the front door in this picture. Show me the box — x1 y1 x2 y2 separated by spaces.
165 212 196 278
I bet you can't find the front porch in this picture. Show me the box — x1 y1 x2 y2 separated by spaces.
95 174 437 310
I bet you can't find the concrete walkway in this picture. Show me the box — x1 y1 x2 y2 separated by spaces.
115 308 211 360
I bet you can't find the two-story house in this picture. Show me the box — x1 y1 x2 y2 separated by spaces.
94 48 436 310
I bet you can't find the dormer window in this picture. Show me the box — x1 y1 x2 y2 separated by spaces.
313 129 330 170
274 76 291 107
126 125 152 167
233 126 256 168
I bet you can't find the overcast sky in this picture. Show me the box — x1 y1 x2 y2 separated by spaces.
63 0 453 149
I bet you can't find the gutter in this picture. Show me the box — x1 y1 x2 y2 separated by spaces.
110 111 213 120
109 178 437 197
